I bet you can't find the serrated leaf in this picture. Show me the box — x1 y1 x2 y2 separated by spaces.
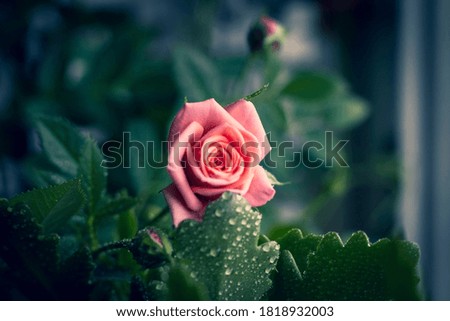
10 179 86 233
79 138 107 214
172 192 279 300
173 45 222 101
0 200 60 299
276 228 322 273
272 229 421 300
270 250 303 300
34 116 85 177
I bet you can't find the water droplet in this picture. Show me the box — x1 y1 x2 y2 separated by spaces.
209 248 218 257
262 243 271 252
245 205 251 211
222 233 229 240
241 219 247 225
190 271 198 279
6 207 12 212
265 268 272 274
155 283 163 290
225 268 233 275
237 227 242 232
236 235 242 241
275 244 280 250
269 256 277 263
236 206 243 213
214 209 222 217
228 218 236 225
255 220 260 226
252 231 258 236
227 254 234 260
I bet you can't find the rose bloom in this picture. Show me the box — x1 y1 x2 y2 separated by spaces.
163 99 275 226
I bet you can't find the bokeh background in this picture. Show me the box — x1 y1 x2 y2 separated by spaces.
0 0 449 300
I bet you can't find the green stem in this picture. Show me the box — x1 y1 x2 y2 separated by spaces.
92 239 133 259
87 215 99 249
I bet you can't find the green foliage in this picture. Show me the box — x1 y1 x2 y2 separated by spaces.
79 138 107 215
271 229 421 300
165 266 209 301
281 71 369 136
172 193 280 300
10 179 86 234
0 200 94 300
34 116 85 178
173 45 222 101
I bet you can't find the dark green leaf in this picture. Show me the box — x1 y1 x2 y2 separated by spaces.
97 195 138 218
165 266 209 300
282 71 345 102
272 229 421 300
34 116 85 177
172 192 279 300
79 137 107 214
0 200 60 299
57 247 94 300
173 45 222 101
10 179 86 233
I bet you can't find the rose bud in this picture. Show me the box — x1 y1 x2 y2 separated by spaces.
129 228 172 269
247 15 286 53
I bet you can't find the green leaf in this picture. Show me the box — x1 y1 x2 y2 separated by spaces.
276 229 322 273
97 195 139 218
271 229 421 300
271 250 303 300
0 200 60 299
57 247 94 300
172 192 279 300
78 137 107 214
165 266 209 300
173 45 222 101
282 71 345 102
34 116 85 177
327 96 369 129
244 83 269 101
10 179 86 233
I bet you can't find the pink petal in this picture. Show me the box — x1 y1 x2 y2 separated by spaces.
169 99 253 144
167 121 205 211
225 99 271 158
163 184 206 227
243 165 275 206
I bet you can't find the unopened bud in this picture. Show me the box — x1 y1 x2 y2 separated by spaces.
247 16 285 53
129 227 171 269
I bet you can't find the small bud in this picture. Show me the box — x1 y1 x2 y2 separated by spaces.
129 227 171 269
247 16 286 53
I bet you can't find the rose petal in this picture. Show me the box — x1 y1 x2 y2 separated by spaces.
243 165 275 206
225 99 271 158
163 184 206 227
167 121 204 211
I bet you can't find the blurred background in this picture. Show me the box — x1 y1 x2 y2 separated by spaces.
0 0 448 300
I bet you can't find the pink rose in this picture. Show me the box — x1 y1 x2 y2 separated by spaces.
163 99 275 226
